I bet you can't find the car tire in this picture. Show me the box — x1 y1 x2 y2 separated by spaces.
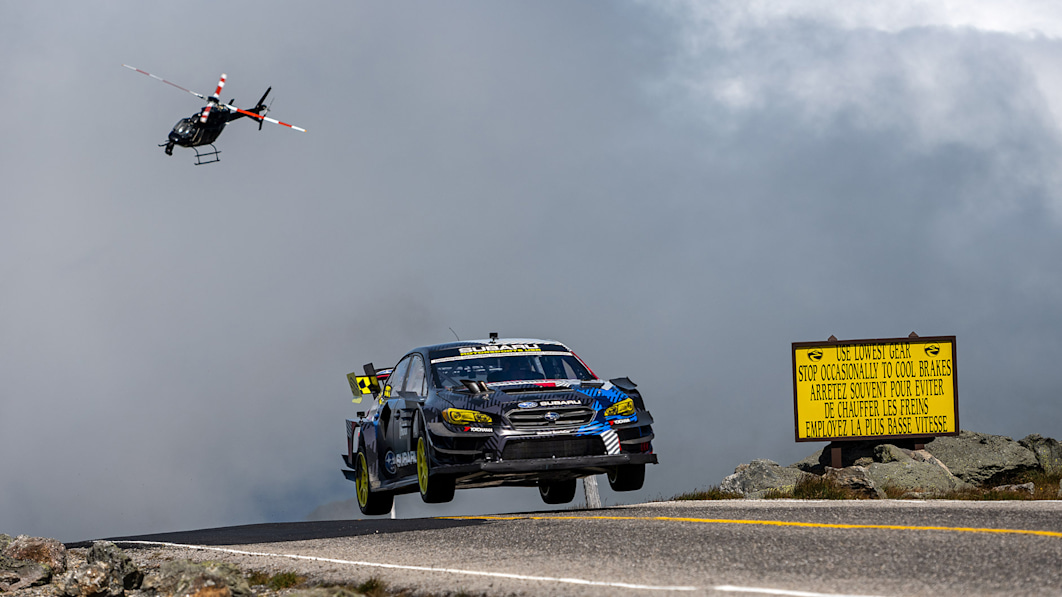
416 435 455 503
538 478 577 504
607 463 645 492
355 447 394 516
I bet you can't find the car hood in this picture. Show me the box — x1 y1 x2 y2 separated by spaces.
436 382 631 414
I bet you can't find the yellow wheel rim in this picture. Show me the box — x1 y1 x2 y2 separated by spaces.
417 437 429 494
356 452 369 507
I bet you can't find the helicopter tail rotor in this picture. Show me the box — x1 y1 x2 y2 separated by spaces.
250 87 272 130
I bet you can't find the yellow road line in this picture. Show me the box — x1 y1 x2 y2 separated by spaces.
441 514 1062 539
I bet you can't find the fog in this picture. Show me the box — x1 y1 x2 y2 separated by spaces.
2 1 1060 541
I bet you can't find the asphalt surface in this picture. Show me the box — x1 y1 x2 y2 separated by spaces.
93 500 1062 596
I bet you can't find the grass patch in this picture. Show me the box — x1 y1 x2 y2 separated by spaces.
762 475 866 500
356 577 389 597
246 570 306 590
670 485 742 500
882 484 908 499
884 470 1061 500
246 570 270 586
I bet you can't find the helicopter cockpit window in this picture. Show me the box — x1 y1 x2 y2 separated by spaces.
173 120 194 136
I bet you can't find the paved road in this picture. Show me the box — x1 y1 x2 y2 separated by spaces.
103 500 1062 596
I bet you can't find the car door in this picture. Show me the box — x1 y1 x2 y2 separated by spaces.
385 353 428 480
377 356 412 481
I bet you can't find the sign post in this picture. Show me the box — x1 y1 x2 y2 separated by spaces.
792 334 958 460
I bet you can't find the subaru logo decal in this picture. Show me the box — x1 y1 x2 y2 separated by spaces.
518 401 538 409
544 411 561 422
384 451 396 474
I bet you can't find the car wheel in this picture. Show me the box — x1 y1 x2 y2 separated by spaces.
607 463 645 492
355 447 393 516
416 435 455 503
538 478 577 504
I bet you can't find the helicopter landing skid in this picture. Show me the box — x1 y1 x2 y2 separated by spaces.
192 145 221 166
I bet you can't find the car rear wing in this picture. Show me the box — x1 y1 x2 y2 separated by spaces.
346 362 393 403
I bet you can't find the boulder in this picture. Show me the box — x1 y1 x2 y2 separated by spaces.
790 439 928 474
924 430 1039 486
2 535 67 574
0 555 52 591
141 560 251 597
1019 434 1062 476
57 561 125 597
991 482 1035 495
88 541 142 590
823 466 885 499
865 455 972 495
721 459 808 498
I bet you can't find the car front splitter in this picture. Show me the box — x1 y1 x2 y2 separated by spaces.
436 452 657 476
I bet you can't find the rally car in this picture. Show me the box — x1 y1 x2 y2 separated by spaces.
342 336 657 515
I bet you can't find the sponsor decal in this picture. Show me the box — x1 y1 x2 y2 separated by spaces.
608 417 634 426
465 426 493 433
518 401 538 409
458 343 542 356
535 428 575 436
538 399 581 407
384 450 416 474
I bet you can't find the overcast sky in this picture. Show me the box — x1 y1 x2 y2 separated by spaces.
3 1 1062 541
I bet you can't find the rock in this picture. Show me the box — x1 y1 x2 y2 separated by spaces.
57 561 125 597
865 458 972 495
288 589 362 597
0 535 11 552
721 459 808 498
791 441 881 474
874 444 912 464
141 560 251 597
924 430 1038 486
823 466 885 499
791 439 927 474
0 555 52 591
991 482 1035 495
88 541 142 590
2 535 67 574
1019 434 1062 476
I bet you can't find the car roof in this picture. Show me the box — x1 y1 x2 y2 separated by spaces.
412 338 568 354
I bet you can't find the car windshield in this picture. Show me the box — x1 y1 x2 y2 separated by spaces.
432 353 595 390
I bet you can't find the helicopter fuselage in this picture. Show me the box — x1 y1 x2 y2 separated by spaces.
168 108 233 148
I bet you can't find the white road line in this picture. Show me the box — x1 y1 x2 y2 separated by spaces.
113 540 699 592
114 541 892 596
714 586 887 597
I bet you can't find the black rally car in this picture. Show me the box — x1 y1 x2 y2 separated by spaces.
342 337 657 515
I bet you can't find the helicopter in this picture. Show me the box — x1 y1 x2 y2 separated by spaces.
123 64 305 165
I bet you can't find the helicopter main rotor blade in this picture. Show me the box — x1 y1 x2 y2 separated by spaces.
122 64 207 100
227 105 306 132
199 73 227 123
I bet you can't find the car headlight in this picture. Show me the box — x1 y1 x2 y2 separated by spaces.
443 408 493 425
603 398 636 418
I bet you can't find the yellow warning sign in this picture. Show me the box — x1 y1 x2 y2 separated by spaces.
792 336 958 442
